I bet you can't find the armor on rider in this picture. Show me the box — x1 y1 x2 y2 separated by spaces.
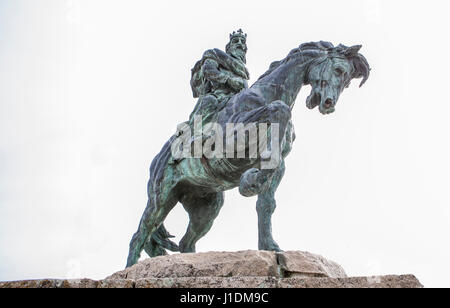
189 29 250 128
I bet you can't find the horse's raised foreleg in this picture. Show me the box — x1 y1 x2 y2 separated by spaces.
257 160 285 252
179 191 224 253
239 168 274 197
233 100 291 197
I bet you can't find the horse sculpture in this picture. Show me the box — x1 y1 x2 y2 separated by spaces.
126 41 370 267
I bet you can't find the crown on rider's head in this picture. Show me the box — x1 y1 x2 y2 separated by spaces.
229 29 247 40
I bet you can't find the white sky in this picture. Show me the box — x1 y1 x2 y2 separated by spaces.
0 0 449 287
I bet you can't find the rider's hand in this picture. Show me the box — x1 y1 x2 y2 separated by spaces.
228 77 245 91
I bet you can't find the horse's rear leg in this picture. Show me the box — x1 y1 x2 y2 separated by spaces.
126 192 178 268
179 191 224 253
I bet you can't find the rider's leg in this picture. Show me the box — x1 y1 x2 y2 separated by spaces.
189 94 219 127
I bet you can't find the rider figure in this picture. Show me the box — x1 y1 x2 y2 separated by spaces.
189 29 250 128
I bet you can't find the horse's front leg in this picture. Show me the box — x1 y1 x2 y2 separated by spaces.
257 160 285 252
235 100 291 197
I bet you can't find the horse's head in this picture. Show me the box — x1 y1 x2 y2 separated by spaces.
305 43 371 115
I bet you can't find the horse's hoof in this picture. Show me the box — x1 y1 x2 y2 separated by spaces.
259 241 282 252
126 253 140 268
239 168 270 197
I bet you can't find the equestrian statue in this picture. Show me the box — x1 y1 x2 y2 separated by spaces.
126 30 371 267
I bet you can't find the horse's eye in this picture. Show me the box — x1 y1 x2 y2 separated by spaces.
335 68 344 76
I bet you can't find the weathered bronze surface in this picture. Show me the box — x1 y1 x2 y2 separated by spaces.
126 30 370 268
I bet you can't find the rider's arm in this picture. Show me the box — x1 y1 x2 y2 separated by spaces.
202 59 246 92
202 59 229 84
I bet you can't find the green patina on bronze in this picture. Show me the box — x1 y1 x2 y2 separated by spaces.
189 29 249 128
126 31 371 268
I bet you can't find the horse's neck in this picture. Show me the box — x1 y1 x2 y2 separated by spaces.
252 57 309 108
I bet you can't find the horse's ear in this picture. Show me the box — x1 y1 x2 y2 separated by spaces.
345 45 362 56
353 53 371 88
344 44 370 87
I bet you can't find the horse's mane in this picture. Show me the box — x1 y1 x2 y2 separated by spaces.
258 41 370 87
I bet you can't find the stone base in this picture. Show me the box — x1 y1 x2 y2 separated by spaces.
0 251 423 288
0 275 422 288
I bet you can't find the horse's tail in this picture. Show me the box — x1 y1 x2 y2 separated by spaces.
147 223 179 254
126 204 179 268
127 136 180 268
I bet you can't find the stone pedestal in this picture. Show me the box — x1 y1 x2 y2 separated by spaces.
0 251 423 288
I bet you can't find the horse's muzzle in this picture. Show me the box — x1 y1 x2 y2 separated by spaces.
319 98 336 115
323 98 334 109
306 92 321 109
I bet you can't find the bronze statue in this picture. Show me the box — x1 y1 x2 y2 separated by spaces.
126 31 370 268
189 29 249 128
